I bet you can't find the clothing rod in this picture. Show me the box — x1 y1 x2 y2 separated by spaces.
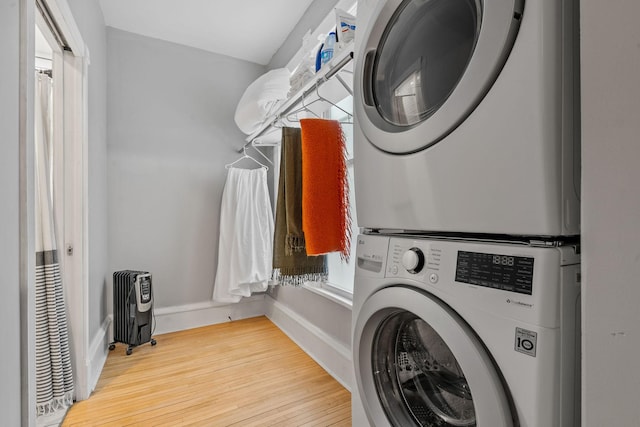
282 52 354 117
323 52 353 80
239 51 354 152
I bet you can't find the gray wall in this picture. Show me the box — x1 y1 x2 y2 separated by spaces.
1 1 29 424
67 0 109 357
107 28 265 309
581 1 640 425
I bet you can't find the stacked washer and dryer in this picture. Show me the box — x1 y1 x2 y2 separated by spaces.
351 0 581 426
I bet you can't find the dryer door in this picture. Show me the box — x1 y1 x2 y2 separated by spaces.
355 0 524 154
354 286 514 426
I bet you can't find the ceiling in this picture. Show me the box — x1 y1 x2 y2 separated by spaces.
98 0 314 66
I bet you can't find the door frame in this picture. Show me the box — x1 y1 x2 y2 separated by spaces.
42 0 91 401
21 0 90 423
62 43 91 401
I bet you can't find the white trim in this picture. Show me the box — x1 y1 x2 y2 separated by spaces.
62 46 90 401
265 298 354 392
152 295 267 336
302 282 353 309
87 316 111 394
40 0 84 55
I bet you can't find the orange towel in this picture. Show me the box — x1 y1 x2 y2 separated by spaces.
300 118 351 261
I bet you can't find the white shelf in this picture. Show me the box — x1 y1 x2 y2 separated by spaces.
244 44 354 146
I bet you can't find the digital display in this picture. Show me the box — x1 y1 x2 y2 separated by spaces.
492 255 515 266
455 251 534 295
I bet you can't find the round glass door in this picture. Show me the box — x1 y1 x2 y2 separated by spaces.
373 311 476 426
355 0 523 153
353 286 514 426
373 0 481 128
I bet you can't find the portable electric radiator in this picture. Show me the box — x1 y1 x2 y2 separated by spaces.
110 270 156 355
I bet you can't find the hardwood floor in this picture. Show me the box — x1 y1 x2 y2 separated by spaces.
63 316 352 426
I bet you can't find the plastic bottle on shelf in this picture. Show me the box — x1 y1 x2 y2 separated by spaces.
321 32 336 68
315 43 324 72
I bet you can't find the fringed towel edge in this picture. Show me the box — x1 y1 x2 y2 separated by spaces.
272 267 328 287
36 391 74 417
338 124 352 263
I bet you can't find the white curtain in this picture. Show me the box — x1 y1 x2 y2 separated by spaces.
35 72 74 417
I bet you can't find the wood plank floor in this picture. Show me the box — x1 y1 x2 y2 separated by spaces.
63 316 351 426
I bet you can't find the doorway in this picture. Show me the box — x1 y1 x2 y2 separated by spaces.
32 0 89 424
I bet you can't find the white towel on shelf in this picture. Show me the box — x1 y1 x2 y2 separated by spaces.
213 167 274 303
234 68 290 135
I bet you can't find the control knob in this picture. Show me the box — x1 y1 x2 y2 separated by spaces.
402 247 425 274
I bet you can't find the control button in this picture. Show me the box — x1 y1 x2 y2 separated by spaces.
429 273 439 284
402 248 425 274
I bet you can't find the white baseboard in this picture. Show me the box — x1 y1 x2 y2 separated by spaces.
265 298 354 392
152 294 267 336
85 315 112 399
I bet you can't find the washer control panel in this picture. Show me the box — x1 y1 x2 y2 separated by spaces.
386 237 535 296
371 235 575 328
455 251 534 295
401 248 425 273
355 234 390 278
387 239 441 280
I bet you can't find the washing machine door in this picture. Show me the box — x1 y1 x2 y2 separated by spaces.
354 286 514 426
355 0 524 154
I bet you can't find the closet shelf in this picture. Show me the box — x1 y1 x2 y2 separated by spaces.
242 45 354 150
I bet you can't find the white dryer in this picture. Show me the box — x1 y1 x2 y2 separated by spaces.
353 0 581 236
351 233 581 426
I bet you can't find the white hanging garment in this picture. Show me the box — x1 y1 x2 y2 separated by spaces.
213 167 274 303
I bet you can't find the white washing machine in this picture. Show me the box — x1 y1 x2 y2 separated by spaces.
353 0 581 236
351 233 581 426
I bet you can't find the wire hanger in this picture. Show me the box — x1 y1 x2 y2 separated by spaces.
286 89 322 122
251 145 274 165
286 82 353 124
313 82 353 124
225 146 269 170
